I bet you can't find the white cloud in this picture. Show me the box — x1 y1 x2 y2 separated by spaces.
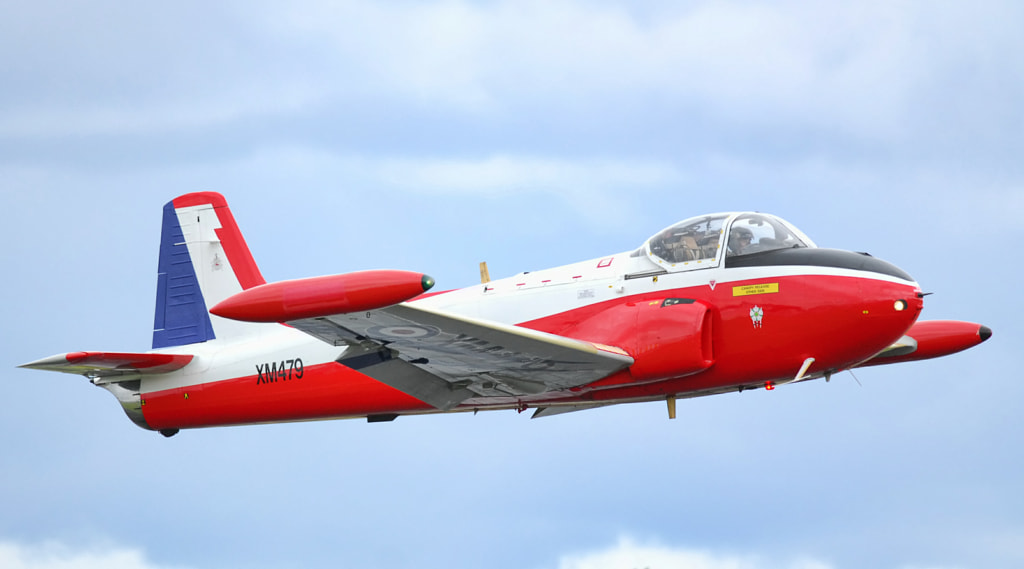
199 144 681 195
3 1 1020 142
372 153 684 227
372 154 681 195
0 86 317 138
182 145 683 228
264 0 1020 138
556 537 833 569
0 541 188 569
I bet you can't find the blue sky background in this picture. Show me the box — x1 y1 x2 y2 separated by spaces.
2 2 1020 568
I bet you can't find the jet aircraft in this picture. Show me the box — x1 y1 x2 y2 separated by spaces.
22 193 991 436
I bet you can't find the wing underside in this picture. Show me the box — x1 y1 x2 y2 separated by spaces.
290 304 634 410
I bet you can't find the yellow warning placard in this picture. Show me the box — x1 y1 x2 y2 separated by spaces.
732 282 779 296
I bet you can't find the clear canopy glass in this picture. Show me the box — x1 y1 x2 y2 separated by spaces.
725 213 810 257
645 212 812 271
647 214 729 267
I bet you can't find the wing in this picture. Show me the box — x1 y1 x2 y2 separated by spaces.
865 334 918 360
289 304 634 410
19 351 194 383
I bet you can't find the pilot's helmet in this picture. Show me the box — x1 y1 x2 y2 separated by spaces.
732 227 753 242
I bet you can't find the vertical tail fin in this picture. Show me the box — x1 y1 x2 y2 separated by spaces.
152 192 266 349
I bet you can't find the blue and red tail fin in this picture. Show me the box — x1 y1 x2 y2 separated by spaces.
153 192 266 349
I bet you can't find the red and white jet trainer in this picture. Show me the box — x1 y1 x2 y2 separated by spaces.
22 192 991 437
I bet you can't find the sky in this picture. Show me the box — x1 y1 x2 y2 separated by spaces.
1 1 1021 568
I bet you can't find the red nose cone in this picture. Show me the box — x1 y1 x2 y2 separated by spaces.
211 270 435 322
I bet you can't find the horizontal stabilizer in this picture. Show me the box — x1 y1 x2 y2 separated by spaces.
20 351 193 380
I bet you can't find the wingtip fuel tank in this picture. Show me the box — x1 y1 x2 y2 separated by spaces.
210 270 435 322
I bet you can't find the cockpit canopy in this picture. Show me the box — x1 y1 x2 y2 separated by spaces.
643 212 814 271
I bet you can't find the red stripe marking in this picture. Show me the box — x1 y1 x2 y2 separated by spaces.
142 362 432 429
172 192 266 290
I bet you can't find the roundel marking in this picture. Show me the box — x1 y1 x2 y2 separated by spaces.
366 325 440 339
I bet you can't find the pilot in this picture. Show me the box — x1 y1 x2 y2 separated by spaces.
728 227 753 256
